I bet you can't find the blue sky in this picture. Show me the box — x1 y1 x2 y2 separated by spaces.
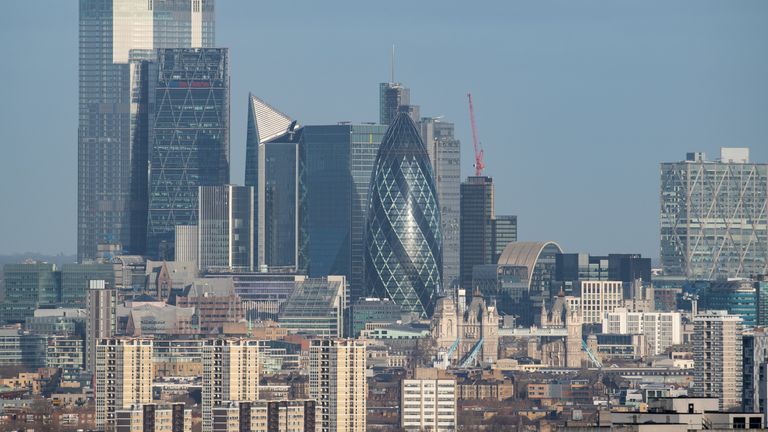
1 1 766 258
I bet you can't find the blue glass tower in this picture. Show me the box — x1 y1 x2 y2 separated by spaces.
365 111 443 318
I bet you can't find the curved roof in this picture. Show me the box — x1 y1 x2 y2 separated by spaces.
496 241 563 290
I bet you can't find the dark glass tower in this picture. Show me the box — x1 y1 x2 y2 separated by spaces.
365 111 443 318
146 48 230 259
78 0 215 262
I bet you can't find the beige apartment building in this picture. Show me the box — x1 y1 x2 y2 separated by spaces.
95 338 153 431
309 339 367 432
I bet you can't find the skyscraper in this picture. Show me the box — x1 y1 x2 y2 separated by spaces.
421 117 461 291
244 95 301 269
309 339 367 432
201 338 261 432
0 263 58 324
78 0 215 262
460 176 518 289
300 123 387 301
198 185 255 272
693 310 743 411
661 148 768 279
365 111 443 318
146 47 230 259
95 337 153 431
379 82 410 125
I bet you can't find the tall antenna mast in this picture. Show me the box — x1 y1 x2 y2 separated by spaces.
391 44 395 83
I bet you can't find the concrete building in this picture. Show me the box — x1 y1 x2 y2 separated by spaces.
211 400 316 432
86 280 117 372
693 310 744 411
579 280 624 324
611 397 763 430
202 338 261 432
309 339 367 432
603 308 682 355
95 338 153 431
176 278 243 334
401 378 457 431
115 403 191 432
661 148 768 279
46 336 84 372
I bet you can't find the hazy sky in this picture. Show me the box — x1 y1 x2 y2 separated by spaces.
1 1 766 258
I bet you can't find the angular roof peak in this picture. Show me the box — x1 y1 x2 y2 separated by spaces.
248 94 295 144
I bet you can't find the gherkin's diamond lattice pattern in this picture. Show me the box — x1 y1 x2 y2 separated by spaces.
365 112 443 318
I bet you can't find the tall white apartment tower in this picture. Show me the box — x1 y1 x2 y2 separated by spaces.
202 338 261 432
309 339 367 432
95 337 154 431
693 310 744 411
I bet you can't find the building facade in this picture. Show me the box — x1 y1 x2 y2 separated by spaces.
95 338 154 430
460 176 517 290
421 117 461 292
147 47 230 260
211 400 316 432
86 280 117 372
693 310 744 411
0 263 58 324
660 148 768 279
115 403 191 432
198 185 255 272
401 379 457 431
278 276 346 338
309 339 367 432
78 0 215 261
603 308 682 355
580 280 625 325
379 82 410 125
299 123 387 302
202 338 261 432
365 111 443 318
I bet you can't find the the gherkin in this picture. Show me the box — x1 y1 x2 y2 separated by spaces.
365 110 443 318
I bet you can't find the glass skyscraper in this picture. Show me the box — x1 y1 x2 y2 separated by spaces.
198 185 255 272
661 148 767 279
299 124 387 302
421 117 461 291
146 48 230 259
78 0 215 262
365 111 443 318
244 95 301 269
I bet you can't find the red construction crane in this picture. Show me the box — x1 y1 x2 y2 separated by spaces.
467 92 485 176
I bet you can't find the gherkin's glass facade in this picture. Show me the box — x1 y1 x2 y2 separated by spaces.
365 112 443 318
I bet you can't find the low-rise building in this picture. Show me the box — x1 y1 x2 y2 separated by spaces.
211 400 316 432
115 403 191 432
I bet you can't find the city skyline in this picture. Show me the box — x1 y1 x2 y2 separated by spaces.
1 1 767 259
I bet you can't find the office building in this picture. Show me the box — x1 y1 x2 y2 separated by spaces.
421 117 461 291
701 279 758 328
603 308 683 355
46 336 85 372
25 308 87 336
95 338 154 430
554 253 651 296
205 271 299 321
60 263 116 307
0 263 58 324
245 95 301 269
202 338 261 432
350 298 403 337
86 280 117 372
300 123 387 301
78 0 215 261
278 276 346 338
490 241 563 325
115 403 191 432
0 329 47 368
379 82 411 125
175 225 198 263
693 310 743 411
198 185 255 272
366 111 443 318
401 378 457 431
176 279 243 334
661 148 768 279
111 255 147 292
759 278 768 327
309 339 367 432
580 280 624 324
211 400 316 432
147 47 230 260
460 176 517 290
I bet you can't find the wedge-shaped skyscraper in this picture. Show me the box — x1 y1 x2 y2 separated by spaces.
365 110 443 318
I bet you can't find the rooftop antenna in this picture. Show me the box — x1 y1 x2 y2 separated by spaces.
391 44 395 83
